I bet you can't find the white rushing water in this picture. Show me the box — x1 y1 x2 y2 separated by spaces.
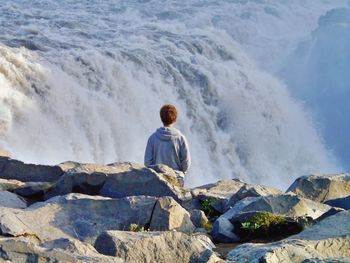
0 0 348 189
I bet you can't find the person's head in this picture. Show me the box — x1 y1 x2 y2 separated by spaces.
160 104 177 127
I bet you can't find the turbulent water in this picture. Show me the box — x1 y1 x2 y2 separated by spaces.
0 0 348 188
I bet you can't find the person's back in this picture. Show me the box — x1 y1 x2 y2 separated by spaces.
144 104 191 185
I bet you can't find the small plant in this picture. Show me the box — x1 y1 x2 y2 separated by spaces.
128 224 149 232
200 198 220 218
201 220 213 232
240 212 286 237
129 223 138 232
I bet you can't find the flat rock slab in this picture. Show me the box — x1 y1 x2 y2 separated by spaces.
0 157 64 182
0 193 194 244
95 230 223 263
227 210 350 263
287 173 350 203
0 236 121 262
45 162 190 203
0 194 157 243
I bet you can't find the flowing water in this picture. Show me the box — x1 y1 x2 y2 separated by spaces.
0 0 348 188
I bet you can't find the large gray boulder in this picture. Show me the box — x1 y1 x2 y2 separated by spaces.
0 190 27 209
149 196 195 232
0 157 65 182
188 180 282 215
0 236 121 262
44 162 190 202
94 230 223 263
212 194 332 243
223 193 332 222
287 173 350 203
225 183 282 211
227 210 350 263
189 179 246 213
191 179 246 200
0 193 194 243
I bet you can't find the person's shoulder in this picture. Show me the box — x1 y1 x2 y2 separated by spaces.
147 130 158 141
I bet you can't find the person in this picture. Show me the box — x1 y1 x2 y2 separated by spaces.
144 104 191 186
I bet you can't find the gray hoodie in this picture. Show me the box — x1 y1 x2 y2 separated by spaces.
144 127 191 174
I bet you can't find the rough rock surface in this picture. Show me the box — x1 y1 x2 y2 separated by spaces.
0 236 121 262
287 173 350 203
223 193 332 221
227 211 350 263
0 178 25 191
44 162 190 202
95 230 223 263
0 190 26 209
14 182 52 198
149 196 195 232
0 194 157 243
0 157 64 182
191 179 246 200
0 193 194 243
225 183 282 211
211 217 239 243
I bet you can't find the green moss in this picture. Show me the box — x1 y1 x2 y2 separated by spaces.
241 212 286 235
200 198 220 218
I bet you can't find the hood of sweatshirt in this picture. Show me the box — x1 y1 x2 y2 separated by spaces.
155 127 181 141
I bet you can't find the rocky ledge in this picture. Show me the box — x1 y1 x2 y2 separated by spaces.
0 156 349 262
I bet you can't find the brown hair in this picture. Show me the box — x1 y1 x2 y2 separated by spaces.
160 104 177 126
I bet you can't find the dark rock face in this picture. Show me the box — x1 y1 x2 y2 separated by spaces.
211 217 239 243
287 173 350 203
324 196 350 210
44 162 190 203
227 211 350 263
94 230 222 263
0 157 64 182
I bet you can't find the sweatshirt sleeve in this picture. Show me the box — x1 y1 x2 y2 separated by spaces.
144 136 154 167
179 135 191 173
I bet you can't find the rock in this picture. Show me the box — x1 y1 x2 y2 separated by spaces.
94 230 223 263
0 148 11 157
14 182 52 198
287 173 350 203
0 156 64 182
316 207 345 223
149 196 195 232
222 193 332 222
0 178 25 191
0 236 121 262
189 209 209 228
147 163 184 187
227 211 350 263
44 162 190 203
325 196 350 210
190 179 246 213
191 179 246 200
225 183 282 211
0 193 194 244
0 190 26 208
211 217 239 243
0 193 157 243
